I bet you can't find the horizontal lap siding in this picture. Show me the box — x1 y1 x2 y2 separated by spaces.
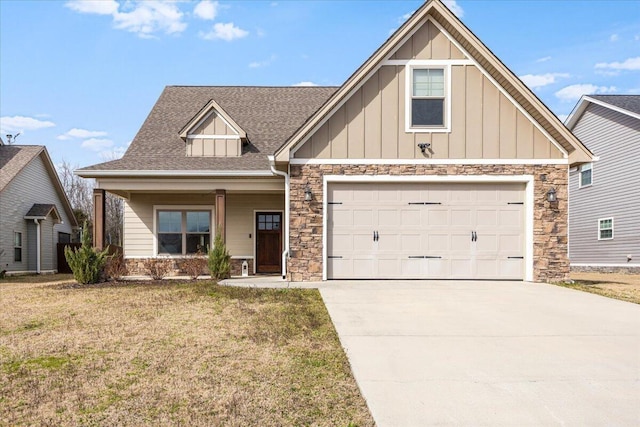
569 104 640 265
226 194 284 257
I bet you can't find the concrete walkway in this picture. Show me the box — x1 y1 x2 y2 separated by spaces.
320 280 640 426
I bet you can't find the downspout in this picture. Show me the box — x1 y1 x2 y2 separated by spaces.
34 219 41 274
268 155 289 279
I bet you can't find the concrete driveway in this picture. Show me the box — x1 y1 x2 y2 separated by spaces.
320 280 640 426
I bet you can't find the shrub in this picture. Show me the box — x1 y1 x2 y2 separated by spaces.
104 253 127 281
208 232 231 280
182 254 207 280
64 222 110 284
142 258 174 280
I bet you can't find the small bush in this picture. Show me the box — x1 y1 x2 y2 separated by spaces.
182 254 207 280
64 222 110 284
208 232 231 280
104 254 127 281
143 258 174 280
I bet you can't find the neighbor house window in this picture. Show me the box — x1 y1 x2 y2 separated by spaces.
579 163 592 187
598 218 613 240
58 232 71 244
411 68 446 127
157 210 210 255
14 232 22 262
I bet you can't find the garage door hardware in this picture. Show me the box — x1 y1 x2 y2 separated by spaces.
508 256 524 259
373 231 379 241
328 202 342 205
408 255 442 259
471 231 478 241
408 202 442 205
508 202 524 205
328 256 343 259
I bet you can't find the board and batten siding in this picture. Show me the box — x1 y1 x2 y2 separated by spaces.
569 103 640 265
186 110 241 157
0 153 73 272
293 20 563 161
123 193 283 258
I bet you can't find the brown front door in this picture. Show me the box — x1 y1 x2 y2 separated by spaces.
256 212 282 273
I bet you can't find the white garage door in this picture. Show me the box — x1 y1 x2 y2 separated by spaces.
327 182 525 280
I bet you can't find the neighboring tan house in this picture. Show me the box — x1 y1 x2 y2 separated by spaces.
566 95 640 272
0 141 78 274
77 0 594 282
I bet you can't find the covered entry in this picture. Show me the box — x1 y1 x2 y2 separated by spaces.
326 180 527 280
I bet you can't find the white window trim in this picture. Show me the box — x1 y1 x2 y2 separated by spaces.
153 205 215 256
598 217 614 241
322 174 534 282
14 231 22 263
579 162 593 188
405 62 452 133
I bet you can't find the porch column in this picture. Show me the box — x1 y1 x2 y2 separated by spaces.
215 189 226 242
93 188 106 249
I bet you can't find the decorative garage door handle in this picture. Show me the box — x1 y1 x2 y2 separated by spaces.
408 256 442 259
471 231 478 242
373 231 379 241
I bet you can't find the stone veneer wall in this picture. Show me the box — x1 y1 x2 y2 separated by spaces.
570 265 640 274
288 164 569 283
124 258 254 278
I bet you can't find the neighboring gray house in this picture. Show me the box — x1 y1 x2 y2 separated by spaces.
566 95 640 271
0 141 78 274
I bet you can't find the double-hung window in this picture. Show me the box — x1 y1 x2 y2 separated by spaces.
157 210 211 255
14 232 22 262
598 218 613 240
411 67 446 128
579 163 592 187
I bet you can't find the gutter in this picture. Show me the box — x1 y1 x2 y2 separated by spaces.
268 155 289 279
74 169 275 178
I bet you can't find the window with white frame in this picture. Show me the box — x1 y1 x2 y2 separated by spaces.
598 218 613 240
411 67 446 128
579 163 592 187
157 210 211 255
14 232 22 262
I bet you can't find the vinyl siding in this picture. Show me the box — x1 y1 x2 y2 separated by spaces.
0 153 73 272
569 103 640 265
123 193 283 258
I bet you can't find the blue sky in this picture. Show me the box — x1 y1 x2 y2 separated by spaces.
1 0 638 169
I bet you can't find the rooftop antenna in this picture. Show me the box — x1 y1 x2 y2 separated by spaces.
6 133 20 145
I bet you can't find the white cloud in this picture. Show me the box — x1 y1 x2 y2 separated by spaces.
114 2 187 38
199 22 248 41
0 115 55 133
57 128 107 140
81 138 114 151
249 54 277 68
194 0 218 21
65 0 118 15
555 84 617 102
536 56 552 63
67 0 187 38
595 56 640 71
293 81 318 87
443 0 464 17
519 73 570 89
609 34 619 42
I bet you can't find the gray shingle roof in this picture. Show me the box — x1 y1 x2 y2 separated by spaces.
0 145 44 191
590 95 640 116
24 203 60 219
78 86 338 173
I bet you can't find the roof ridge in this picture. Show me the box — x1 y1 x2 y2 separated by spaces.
165 85 340 89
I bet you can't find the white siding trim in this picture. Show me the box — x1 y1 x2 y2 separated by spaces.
79 170 274 178
291 158 568 165
383 59 473 66
321 174 534 282
186 135 241 139
426 16 570 159
152 205 215 256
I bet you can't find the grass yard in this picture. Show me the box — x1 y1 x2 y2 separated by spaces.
561 272 640 305
0 276 374 426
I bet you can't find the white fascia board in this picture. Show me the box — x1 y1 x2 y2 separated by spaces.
186 135 240 139
290 158 568 165
75 170 275 178
567 96 640 129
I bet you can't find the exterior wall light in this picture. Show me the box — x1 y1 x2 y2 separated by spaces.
304 184 313 202
547 187 557 203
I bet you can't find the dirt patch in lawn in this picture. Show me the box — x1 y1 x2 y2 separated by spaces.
0 276 374 426
561 272 640 304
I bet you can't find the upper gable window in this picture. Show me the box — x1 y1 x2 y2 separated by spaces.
406 65 451 132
